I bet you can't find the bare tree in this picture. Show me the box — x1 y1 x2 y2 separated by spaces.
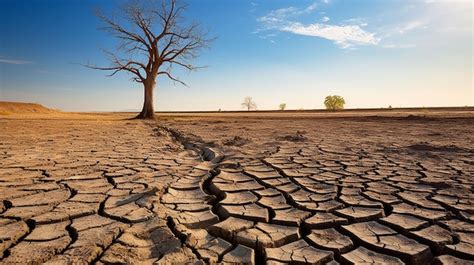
87 0 212 119
241 97 257 111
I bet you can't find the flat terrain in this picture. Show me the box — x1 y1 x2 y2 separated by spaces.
0 110 473 264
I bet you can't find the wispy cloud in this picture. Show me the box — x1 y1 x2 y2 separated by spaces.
344 18 368 27
257 1 321 24
0 57 32 65
257 2 379 49
249 1 259 13
304 3 318 13
374 19 428 48
396 20 426 34
256 1 436 50
282 23 379 49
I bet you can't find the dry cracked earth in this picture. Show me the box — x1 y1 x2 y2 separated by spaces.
0 112 473 264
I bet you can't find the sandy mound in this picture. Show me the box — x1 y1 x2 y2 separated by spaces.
0 101 58 115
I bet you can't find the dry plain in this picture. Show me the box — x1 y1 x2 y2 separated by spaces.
0 109 473 264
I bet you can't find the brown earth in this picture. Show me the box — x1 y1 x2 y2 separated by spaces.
0 102 59 115
0 110 473 264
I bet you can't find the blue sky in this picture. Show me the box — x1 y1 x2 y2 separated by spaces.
0 0 472 111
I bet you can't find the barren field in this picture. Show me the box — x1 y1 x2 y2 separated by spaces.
0 110 473 264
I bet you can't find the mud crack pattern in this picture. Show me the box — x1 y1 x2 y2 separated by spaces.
0 117 473 264
0 120 208 264
159 118 474 265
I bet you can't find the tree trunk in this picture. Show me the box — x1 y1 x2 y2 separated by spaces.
136 80 155 119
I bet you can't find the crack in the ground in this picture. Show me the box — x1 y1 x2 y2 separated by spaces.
2 118 472 264
0 218 36 261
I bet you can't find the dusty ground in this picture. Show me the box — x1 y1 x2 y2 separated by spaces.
0 101 59 115
0 110 473 264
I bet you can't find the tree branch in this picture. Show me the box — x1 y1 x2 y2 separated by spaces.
88 0 213 88
158 71 188 86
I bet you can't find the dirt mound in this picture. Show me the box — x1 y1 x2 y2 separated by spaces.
0 101 58 115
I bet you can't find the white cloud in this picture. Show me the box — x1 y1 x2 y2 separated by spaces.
397 20 426 34
257 2 319 25
372 20 425 40
257 3 379 49
304 3 318 13
281 22 380 49
344 18 368 27
257 7 298 24
0 57 32 65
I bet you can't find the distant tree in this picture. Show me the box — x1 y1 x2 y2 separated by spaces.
324 95 345 111
241 97 257 111
279 103 286 111
87 0 212 119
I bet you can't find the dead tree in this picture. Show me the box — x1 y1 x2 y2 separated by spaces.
87 0 211 119
241 97 257 111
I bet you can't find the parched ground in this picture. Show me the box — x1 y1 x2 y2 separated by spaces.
0 111 473 264
0 101 59 115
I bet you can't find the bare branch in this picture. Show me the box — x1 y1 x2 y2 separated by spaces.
157 71 188 86
96 10 151 53
166 60 208 71
88 0 212 87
